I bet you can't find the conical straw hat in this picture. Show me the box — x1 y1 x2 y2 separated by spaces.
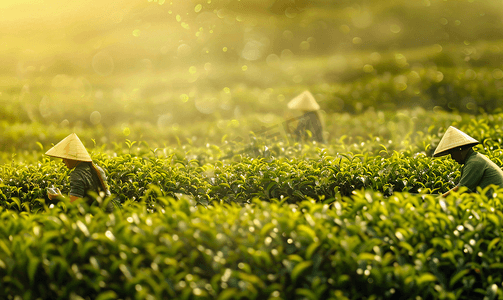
45 133 92 162
433 126 479 157
287 90 320 111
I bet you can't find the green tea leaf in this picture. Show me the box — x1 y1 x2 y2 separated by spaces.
96 291 118 300
416 273 437 285
295 288 317 300
449 269 470 287
488 237 501 251
292 261 312 282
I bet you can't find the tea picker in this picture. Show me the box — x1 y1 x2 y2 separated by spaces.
45 133 114 212
286 90 326 144
433 126 503 198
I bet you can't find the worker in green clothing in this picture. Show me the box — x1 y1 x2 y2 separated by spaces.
433 126 503 198
45 133 114 212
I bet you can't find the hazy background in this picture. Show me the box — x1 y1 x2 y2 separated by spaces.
2 0 503 151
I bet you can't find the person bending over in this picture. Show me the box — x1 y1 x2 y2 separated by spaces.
45 133 114 212
433 126 503 198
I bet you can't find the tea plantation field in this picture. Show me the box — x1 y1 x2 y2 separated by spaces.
5 0 503 298
3 109 503 299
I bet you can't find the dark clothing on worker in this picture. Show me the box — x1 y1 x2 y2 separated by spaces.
457 149 503 197
70 162 113 212
294 111 325 143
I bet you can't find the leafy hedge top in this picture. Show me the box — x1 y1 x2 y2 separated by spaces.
1 146 462 211
5 110 503 210
1 190 503 299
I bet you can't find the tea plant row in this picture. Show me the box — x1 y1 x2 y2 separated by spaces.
0 144 464 211
4 107 503 159
1 190 503 299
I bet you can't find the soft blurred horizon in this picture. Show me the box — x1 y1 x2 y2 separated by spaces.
2 0 503 131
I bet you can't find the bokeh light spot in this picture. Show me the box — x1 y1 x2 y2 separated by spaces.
223 47 228 52
180 94 189 102
285 7 297 18
132 29 140 37
123 127 131 136
340 24 350 34
300 41 310 50
242 40 264 61
281 49 294 60
223 87 230 94
242 65 248 71
177 44 192 57
353 37 362 44
394 54 408 68
266 54 280 67
465 69 476 80
195 4 202 13
90 111 101 125
390 24 401 33
230 119 239 127
189 66 197 74
195 97 218 114
363 64 374 73
492 69 503 79
283 30 294 40
217 9 226 19
370 52 381 63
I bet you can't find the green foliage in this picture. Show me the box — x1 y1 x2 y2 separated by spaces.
4 107 503 299
6 112 503 209
2 191 503 299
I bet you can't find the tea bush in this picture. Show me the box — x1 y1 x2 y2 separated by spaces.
1 143 463 211
1 190 503 299
4 109 503 299
6 111 503 210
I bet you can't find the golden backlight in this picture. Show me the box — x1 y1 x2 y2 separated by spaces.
2 0 503 134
